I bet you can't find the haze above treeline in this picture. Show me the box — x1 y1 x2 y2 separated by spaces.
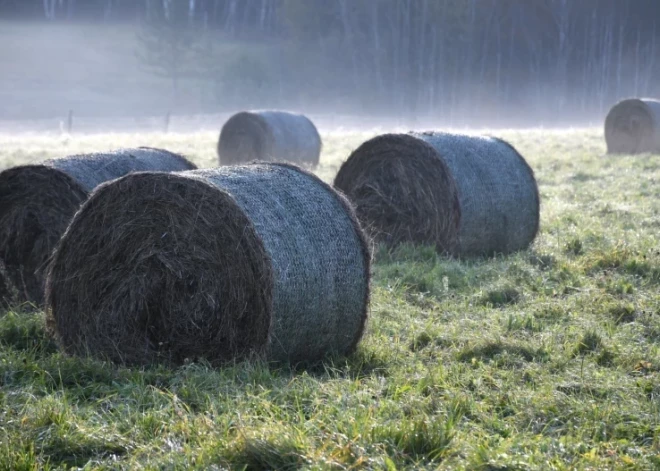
1 0 659 128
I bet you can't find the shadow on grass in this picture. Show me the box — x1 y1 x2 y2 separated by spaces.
458 340 549 366
572 330 603 357
38 432 127 469
409 332 452 352
479 287 521 308
0 308 389 400
586 246 660 282
289 347 390 380
225 434 309 471
0 311 57 355
555 383 612 399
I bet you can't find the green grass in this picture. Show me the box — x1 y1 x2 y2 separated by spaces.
1 128 659 469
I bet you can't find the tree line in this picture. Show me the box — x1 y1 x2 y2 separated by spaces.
3 0 660 125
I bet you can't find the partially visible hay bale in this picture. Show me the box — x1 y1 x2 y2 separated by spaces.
0 148 196 306
334 132 539 256
217 110 322 167
46 163 370 366
605 98 660 154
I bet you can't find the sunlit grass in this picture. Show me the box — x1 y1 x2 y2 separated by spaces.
1 128 659 469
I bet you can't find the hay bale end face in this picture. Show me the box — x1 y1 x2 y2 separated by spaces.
46 163 370 366
605 98 660 154
218 110 322 167
334 132 539 256
333 134 461 254
0 148 196 307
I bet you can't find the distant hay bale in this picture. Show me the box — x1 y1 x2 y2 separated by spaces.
46 163 370 366
605 98 660 154
334 132 540 256
217 110 322 167
0 148 196 307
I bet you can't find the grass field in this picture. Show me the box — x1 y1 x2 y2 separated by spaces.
0 128 659 470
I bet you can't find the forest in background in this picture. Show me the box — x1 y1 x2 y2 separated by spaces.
1 0 660 126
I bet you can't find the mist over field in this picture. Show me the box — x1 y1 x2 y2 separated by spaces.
1 0 660 133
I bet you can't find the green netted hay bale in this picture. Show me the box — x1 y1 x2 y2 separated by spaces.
217 110 322 167
605 98 660 154
45 163 370 366
334 132 539 256
0 148 196 307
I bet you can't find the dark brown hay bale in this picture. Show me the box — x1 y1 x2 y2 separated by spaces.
217 110 322 167
0 148 196 307
45 163 370 366
605 98 660 154
334 132 539 256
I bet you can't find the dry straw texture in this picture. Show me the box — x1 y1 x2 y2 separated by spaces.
0 260 15 309
217 110 322 167
46 163 370 366
0 276 6 308
333 134 461 254
334 132 539 256
0 148 195 307
605 98 660 154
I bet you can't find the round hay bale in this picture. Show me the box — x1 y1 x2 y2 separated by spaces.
334 132 539 256
0 148 196 307
217 110 322 167
605 98 660 154
45 163 370 366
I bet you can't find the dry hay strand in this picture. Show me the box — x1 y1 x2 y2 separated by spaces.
45 163 370 366
0 148 196 307
0 275 6 309
334 132 539 257
605 98 660 154
0 258 18 310
217 110 322 167
0 281 6 309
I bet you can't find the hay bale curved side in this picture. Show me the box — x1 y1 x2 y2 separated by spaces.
218 111 322 167
604 98 660 154
333 134 461 254
197 163 370 362
46 163 370 366
0 148 196 306
413 132 539 256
